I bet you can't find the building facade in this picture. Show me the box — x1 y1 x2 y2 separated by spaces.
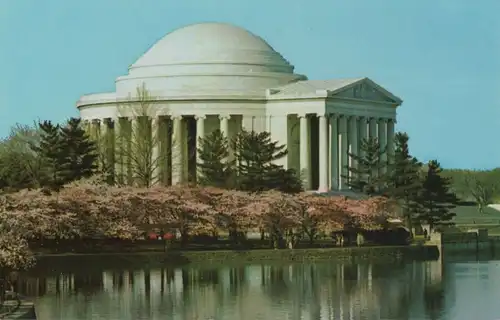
77 22 402 191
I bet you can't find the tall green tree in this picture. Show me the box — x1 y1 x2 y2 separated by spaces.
233 130 302 193
385 132 422 231
197 129 234 188
60 117 98 183
416 160 457 231
343 137 387 196
30 121 67 191
0 123 43 191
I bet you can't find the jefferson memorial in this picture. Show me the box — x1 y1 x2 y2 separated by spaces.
77 22 402 191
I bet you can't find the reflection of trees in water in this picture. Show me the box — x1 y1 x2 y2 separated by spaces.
177 267 230 319
424 283 444 320
73 270 104 295
341 264 359 294
228 267 245 295
112 271 124 290
144 269 151 297
181 267 220 289
128 270 134 288
15 276 47 297
159 268 175 294
376 262 415 320
262 266 289 299
13 259 446 319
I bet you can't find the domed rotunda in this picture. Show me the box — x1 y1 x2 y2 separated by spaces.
77 22 402 191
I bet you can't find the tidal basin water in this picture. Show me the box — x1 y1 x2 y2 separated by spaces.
13 254 500 320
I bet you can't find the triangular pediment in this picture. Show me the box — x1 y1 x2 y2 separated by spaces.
329 78 402 104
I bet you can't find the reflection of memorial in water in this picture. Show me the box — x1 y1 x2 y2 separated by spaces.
423 252 445 319
14 259 447 319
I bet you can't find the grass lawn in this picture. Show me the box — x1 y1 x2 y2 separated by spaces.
453 202 500 235
453 202 500 224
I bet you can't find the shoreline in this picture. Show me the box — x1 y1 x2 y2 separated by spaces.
33 245 440 268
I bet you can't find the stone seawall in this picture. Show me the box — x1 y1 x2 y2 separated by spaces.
3 297 37 320
170 245 439 264
34 245 440 271
440 230 500 254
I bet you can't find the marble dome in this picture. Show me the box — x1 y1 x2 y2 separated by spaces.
132 22 294 73
116 22 305 95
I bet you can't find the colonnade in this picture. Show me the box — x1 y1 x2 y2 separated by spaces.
84 114 234 186
298 113 395 192
84 112 395 191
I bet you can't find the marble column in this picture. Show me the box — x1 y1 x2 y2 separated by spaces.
358 117 368 158
91 119 100 141
113 117 123 184
181 119 189 182
91 120 101 169
330 114 339 190
195 115 206 178
348 116 359 178
100 118 108 136
219 115 230 137
378 118 388 174
124 118 133 185
105 119 115 176
99 119 109 173
171 115 183 185
318 114 329 192
151 117 161 186
219 114 231 162
129 116 139 185
369 117 377 139
386 119 396 160
299 114 311 190
100 118 108 145
83 120 91 136
338 116 348 190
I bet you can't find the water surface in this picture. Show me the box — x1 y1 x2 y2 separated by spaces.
13 254 500 319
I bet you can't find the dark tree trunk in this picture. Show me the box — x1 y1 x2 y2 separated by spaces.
0 268 6 307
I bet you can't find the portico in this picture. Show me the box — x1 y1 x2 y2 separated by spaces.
77 22 402 191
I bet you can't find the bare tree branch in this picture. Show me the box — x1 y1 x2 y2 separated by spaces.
96 84 183 187
464 172 497 213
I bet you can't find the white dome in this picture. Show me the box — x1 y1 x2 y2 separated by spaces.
131 22 293 73
116 22 305 96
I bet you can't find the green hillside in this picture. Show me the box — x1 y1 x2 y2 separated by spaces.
442 168 500 202
451 202 500 235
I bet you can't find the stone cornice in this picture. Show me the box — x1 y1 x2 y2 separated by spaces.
327 96 400 107
266 95 327 102
265 93 399 106
116 71 306 82
77 95 269 108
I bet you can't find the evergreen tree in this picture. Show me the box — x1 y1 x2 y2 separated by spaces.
343 137 387 196
268 168 303 194
197 129 234 188
385 132 423 231
233 130 302 193
416 160 457 231
60 117 98 183
30 121 67 191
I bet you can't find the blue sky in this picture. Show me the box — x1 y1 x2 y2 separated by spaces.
0 0 498 169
